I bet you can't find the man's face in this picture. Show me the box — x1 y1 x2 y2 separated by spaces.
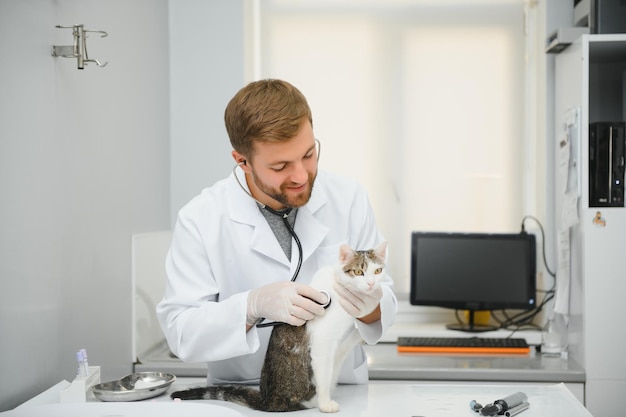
245 121 318 210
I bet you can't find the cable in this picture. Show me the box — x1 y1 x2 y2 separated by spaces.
494 215 556 332
282 211 303 284
521 215 556 279
455 215 557 333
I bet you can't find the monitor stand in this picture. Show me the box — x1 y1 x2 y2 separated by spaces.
445 310 498 332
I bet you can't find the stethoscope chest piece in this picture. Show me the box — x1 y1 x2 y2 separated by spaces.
319 290 332 309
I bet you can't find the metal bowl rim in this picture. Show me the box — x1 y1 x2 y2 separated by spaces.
91 372 176 402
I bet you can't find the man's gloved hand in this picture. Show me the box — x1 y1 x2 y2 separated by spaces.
333 281 383 319
247 281 328 327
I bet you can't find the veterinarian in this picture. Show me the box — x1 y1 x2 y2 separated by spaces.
157 79 397 385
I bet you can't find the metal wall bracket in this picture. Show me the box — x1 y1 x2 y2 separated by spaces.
52 24 108 69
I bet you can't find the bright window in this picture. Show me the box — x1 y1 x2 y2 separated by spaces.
257 0 528 293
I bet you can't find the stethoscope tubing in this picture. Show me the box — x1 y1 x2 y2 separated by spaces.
232 140 328 328
254 210 304 328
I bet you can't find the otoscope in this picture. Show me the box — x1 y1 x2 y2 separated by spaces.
470 392 529 416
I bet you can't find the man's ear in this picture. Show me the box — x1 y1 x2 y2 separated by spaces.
232 150 249 172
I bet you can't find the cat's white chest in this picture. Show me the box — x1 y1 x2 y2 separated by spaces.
306 266 354 334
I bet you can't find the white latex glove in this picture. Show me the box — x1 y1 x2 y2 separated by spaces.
247 281 328 327
333 281 383 319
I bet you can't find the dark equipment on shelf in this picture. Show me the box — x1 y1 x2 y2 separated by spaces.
575 0 626 34
589 122 625 207
409 232 536 332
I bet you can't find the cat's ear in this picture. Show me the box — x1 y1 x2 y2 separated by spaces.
374 241 387 262
338 244 355 264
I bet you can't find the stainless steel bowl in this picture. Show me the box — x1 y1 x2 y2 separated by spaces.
91 372 176 402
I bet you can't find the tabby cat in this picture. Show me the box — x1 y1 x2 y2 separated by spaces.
170 242 387 413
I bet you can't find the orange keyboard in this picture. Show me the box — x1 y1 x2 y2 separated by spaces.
397 337 530 354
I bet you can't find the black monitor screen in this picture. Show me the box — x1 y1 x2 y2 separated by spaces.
410 231 536 331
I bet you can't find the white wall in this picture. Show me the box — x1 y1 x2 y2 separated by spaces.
0 0 246 411
0 1 170 411
169 0 245 223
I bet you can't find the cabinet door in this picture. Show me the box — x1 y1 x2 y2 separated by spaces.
582 207 626 379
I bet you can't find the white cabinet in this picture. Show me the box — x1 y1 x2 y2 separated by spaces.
554 34 626 417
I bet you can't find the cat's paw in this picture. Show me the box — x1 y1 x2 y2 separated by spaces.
318 400 340 413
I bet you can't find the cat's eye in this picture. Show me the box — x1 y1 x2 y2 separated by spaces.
375 268 383 274
353 270 364 276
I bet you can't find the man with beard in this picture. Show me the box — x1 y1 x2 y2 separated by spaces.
157 79 397 385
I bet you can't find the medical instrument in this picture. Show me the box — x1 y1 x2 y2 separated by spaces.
470 392 528 416
250 205 303 330
470 400 483 412
265 206 304 286
504 402 530 417
61 356 101 403
233 139 325 328
317 290 332 308
80 348 89 372
76 349 90 377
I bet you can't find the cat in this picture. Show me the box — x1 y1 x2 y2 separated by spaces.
170 241 387 413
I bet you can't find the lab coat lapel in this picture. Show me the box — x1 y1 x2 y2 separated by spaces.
293 187 328 267
228 170 290 267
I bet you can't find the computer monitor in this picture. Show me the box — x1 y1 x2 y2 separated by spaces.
410 231 537 332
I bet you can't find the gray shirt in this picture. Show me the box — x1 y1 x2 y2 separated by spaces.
258 205 297 259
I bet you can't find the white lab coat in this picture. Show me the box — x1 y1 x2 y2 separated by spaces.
156 168 397 384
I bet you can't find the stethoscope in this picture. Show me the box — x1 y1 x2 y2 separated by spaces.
233 139 330 327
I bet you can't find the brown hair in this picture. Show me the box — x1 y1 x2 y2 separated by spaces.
224 79 313 158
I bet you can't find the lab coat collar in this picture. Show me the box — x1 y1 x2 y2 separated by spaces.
228 168 329 269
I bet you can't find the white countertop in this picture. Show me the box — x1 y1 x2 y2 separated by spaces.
135 340 586 383
365 343 585 383
2 377 593 417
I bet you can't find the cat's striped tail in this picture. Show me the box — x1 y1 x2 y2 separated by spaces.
170 385 308 412
171 386 264 410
